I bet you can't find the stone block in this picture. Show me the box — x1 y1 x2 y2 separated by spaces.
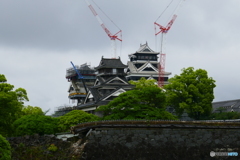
214 139 221 144
125 142 132 148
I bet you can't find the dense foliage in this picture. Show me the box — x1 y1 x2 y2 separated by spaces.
9 136 78 160
164 67 216 120
0 74 29 136
129 77 157 89
21 105 44 116
209 112 240 120
0 134 11 160
97 78 177 120
58 110 100 132
13 115 59 136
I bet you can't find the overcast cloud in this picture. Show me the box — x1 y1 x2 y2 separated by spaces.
1 0 240 114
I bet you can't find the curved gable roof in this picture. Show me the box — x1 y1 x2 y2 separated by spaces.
95 57 127 70
136 42 159 54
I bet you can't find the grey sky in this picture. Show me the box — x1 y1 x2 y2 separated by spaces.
1 0 240 114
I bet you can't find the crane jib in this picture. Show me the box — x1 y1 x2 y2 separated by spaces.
84 0 122 58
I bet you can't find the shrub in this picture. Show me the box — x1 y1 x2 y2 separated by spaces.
209 112 240 120
47 144 58 152
58 110 99 132
13 115 59 136
0 134 11 160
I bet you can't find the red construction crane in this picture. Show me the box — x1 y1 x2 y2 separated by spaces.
154 14 177 87
154 0 185 87
84 0 122 58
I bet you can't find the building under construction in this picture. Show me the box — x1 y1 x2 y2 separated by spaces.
52 63 96 117
52 43 172 117
66 63 96 104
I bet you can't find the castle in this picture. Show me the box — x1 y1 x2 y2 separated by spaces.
53 43 171 116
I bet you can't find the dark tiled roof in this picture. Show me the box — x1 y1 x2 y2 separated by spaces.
97 76 105 84
95 57 127 70
76 102 96 109
98 87 122 101
212 99 240 112
99 75 114 84
95 101 108 106
88 88 101 101
129 42 159 56
137 42 155 53
78 87 126 109
118 76 128 82
91 76 134 89
104 76 127 84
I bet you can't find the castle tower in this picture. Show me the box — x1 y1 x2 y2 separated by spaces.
78 57 134 115
126 42 171 84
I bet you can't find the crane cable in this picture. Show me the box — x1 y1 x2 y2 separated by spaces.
155 0 184 51
155 0 173 51
155 0 174 23
92 0 121 31
155 0 184 24
169 0 185 21
92 0 122 57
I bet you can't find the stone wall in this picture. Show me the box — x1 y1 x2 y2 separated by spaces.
80 128 240 160
7 134 82 160
7 121 240 160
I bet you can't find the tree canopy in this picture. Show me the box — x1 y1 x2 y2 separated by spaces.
0 74 29 136
164 67 216 120
21 105 44 116
97 79 177 120
0 134 11 160
129 77 157 89
13 115 59 136
58 110 100 132
209 112 240 120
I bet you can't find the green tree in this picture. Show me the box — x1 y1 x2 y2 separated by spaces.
0 134 11 160
164 67 216 120
13 115 59 136
97 86 177 120
21 105 44 116
215 107 227 113
129 77 157 89
0 74 28 136
209 112 240 120
58 110 100 132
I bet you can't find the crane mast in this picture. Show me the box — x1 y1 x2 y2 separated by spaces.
70 61 88 93
154 0 185 87
154 14 177 87
84 0 122 58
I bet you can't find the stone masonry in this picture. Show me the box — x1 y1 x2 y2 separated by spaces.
80 128 240 160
